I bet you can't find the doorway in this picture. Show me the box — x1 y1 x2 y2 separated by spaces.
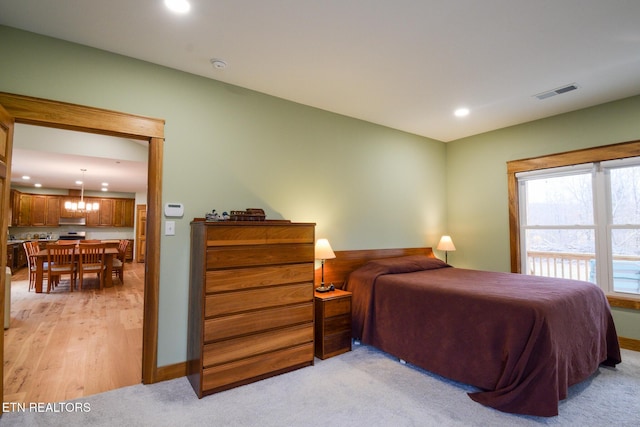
6 124 148 402
0 92 163 401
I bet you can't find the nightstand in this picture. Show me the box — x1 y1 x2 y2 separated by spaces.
314 289 352 359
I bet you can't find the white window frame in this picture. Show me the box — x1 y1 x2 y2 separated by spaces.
517 165 599 283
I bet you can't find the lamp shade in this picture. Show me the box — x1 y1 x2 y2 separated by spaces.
437 235 456 252
315 238 336 260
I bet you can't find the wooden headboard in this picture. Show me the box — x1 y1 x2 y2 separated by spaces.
314 247 435 289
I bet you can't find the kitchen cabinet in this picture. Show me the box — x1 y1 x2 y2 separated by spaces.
12 189 55 226
9 190 18 226
14 191 32 226
59 196 86 218
87 198 133 227
30 195 47 225
6 243 15 271
30 195 60 226
6 242 27 273
114 198 134 227
97 198 115 226
45 196 61 225
85 202 100 226
15 243 27 269
11 189 135 227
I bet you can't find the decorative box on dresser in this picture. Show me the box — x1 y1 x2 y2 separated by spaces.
187 220 316 397
314 289 352 359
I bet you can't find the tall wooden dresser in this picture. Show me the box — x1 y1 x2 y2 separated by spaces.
187 220 316 397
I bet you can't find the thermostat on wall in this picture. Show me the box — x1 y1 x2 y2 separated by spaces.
164 203 184 217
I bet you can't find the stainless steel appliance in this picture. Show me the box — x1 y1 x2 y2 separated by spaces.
58 231 86 241
58 217 86 226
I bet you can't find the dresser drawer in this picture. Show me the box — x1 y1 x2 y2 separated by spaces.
204 302 313 342
203 323 313 368
201 342 314 394
207 244 314 268
322 331 352 358
205 283 313 317
324 313 350 336
324 297 351 317
206 224 314 246
206 263 313 293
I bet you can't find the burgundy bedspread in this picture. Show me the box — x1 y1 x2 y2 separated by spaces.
344 255 621 417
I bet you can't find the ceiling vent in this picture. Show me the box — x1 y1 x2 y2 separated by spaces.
534 83 579 100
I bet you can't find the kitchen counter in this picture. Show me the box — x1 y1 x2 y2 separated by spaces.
8 239 58 244
7 239 59 273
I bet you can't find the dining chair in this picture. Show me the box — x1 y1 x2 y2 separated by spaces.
112 239 130 284
78 243 107 290
46 243 77 292
23 241 42 292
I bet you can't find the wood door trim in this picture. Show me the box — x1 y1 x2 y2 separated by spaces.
0 92 163 385
0 103 16 407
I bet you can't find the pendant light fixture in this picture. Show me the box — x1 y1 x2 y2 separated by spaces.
65 169 100 213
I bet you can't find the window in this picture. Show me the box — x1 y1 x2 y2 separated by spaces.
518 160 640 296
518 166 595 282
507 141 640 302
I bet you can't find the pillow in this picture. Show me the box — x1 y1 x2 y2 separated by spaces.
364 255 450 274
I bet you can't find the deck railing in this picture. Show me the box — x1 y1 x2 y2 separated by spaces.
527 251 640 293
527 251 594 281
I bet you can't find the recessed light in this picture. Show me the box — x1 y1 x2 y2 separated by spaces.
454 108 470 117
102 182 109 187
34 183 42 188
22 175 30 180
101 187 108 192
165 0 190 14
75 180 83 185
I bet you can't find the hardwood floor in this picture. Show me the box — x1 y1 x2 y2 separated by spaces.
3 261 144 403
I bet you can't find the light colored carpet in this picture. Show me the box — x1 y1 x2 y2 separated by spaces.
1 345 638 426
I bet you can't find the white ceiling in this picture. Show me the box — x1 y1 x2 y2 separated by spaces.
11 124 148 194
1 0 640 143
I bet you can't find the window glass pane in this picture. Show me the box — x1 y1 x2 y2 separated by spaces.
524 229 595 283
524 173 593 225
610 165 640 225
611 228 640 294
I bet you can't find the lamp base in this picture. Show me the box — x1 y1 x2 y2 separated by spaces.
315 286 331 293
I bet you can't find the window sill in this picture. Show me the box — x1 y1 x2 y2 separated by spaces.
607 295 640 310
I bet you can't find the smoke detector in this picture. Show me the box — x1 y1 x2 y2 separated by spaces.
210 59 227 70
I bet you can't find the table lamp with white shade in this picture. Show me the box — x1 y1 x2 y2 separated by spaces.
437 235 456 263
315 238 336 292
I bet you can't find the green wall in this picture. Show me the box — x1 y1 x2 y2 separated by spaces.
446 95 640 340
0 26 447 365
1 24 637 362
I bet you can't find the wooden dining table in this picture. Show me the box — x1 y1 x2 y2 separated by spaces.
33 246 120 293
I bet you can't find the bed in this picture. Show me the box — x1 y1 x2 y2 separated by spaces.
324 248 621 417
